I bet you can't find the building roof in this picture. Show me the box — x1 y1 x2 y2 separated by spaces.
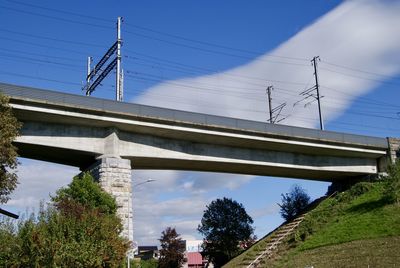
187 252 203 265
138 246 158 252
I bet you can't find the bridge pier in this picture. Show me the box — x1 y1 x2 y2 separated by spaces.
86 157 133 241
388 138 400 164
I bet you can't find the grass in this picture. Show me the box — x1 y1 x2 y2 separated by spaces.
278 236 400 268
296 182 400 251
224 163 400 267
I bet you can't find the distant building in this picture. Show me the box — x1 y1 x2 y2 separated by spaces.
182 240 213 268
187 252 204 268
136 246 159 260
185 240 203 253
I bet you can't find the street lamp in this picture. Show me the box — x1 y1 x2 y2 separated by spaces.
127 178 155 268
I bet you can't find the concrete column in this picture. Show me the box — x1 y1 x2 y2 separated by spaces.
86 157 133 241
388 137 400 164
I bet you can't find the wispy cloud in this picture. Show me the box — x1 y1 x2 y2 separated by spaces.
4 159 77 214
134 0 400 128
130 0 400 244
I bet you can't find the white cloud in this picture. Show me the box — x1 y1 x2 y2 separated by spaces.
3 159 78 214
249 203 280 219
134 0 400 128
129 0 400 245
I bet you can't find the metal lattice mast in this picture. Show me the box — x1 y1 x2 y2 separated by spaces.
83 17 124 101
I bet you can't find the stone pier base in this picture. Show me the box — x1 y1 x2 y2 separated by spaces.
86 157 132 241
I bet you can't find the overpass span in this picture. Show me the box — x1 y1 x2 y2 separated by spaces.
0 82 393 181
2 82 398 239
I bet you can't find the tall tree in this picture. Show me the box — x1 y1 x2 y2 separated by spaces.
198 197 254 267
278 184 310 221
158 227 185 268
0 94 21 204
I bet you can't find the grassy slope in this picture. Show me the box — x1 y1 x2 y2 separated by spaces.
225 170 400 267
275 181 400 267
281 236 400 268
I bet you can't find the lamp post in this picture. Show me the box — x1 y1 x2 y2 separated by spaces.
127 178 155 268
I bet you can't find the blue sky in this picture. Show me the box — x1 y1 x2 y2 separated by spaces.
1 0 400 246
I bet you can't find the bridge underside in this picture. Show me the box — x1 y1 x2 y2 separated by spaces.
15 119 383 182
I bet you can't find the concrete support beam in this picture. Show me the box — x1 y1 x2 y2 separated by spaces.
86 157 132 241
388 137 400 164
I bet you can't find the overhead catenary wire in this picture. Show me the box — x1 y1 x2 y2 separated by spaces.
3 0 398 81
1 68 399 135
1 0 400 135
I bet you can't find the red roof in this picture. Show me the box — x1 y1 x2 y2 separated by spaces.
187 252 203 265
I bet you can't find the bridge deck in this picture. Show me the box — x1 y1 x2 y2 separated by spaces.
0 82 388 150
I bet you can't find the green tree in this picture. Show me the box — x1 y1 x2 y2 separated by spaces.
0 173 129 267
198 197 254 267
0 94 21 203
385 160 400 205
158 227 185 268
52 172 117 214
278 184 310 221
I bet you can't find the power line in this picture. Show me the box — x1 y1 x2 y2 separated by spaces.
321 60 400 81
0 5 112 30
4 0 114 23
0 52 84 69
0 5 309 66
125 52 310 86
0 70 82 86
4 0 308 63
125 74 400 120
0 28 105 48
124 23 308 62
4 0 399 82
0 48 82 63
0 36 93 56
320 67 400 86
126 78 400 128
125 30 310 67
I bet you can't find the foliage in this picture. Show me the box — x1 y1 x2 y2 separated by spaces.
198 197 254 268
52 172 117 214
158 227 185 268
132 258 158 268
278 185 310 221
0 94 21 203
384 160 400 205
0 173 129 267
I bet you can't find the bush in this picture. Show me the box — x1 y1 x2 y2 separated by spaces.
385 161 400 204
279 185 310 221
0 173 129 267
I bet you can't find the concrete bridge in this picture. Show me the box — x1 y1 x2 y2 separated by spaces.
1 82 399 239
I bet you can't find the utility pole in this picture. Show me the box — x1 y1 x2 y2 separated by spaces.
86 57 92 96
267 85 273 123
266 85 287 124
83 17 124 101
312 56 324 130
294 56 324 130
116 16 123 102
